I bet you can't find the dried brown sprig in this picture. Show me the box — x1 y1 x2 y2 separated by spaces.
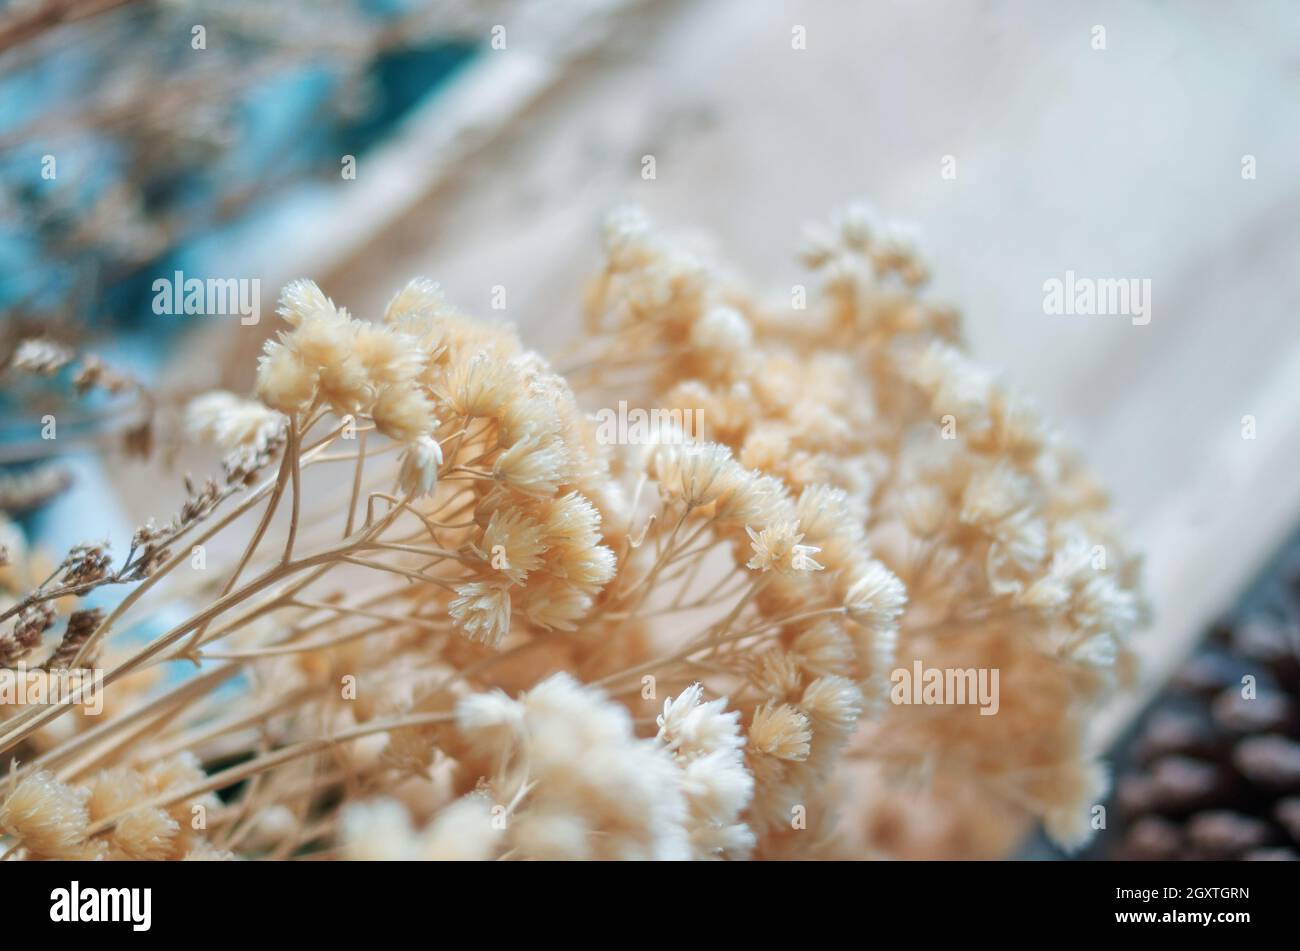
0 604 55 668
2 337 155 467
0 463 74 514
40 608 103 670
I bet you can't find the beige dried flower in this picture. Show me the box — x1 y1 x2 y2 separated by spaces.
186 391 287 453
371 385 436 442
255 344 317 414
0 204 1146 863
493 433 567 496
448 581 512 648
0 770 90 859
396 436 444 499
745 519 823 574
10 338 74 375
749 702 813 762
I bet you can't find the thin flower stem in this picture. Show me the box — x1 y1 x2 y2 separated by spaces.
55 704 182 783
64 416 348 669
123 688 319 773
32 662 239 771
344 429 368 538
360 541 465 561
590 622 780 692
338 556 458 591
286 599 447 631
85 711 457 837
180 444 296 657
281 421 303 565
200 618 422 659
0 539 371 754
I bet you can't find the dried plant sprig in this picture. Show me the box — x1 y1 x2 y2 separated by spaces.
1 337 156 466
0 206 1146 862
0 469 255 634
40 608 104 670
9 338 74 375
0 463 74 514
0 604 55 668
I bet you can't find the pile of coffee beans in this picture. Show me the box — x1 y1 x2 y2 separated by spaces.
1095 554 1300 860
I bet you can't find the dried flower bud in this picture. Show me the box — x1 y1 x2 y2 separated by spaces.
448 582 512 648
276 279 337 327
0 463 73 514
72 355 135 395
0 770 90 859
60 543 112 588
841 559 906 629
396 436 443 499
42 608 103 669
10 338 74 375
371 385 435 442
186 391 287 454
748 701 812 761
0 602 56 666
121 418 154 460
179 477 222 525
256 343 317 414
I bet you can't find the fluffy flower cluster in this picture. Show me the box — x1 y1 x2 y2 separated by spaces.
257 277 619 649
0 756 221 860
0 205 1144 861
256 280 435 441
573 204 1146 855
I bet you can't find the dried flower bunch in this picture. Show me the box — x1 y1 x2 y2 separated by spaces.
0 206 1145 860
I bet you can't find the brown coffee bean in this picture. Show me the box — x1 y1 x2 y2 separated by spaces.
1233 735 1300 790
1172 651 1250 697
1211 687 1294 734
1186 811 1273 858
1232 618 1300 674
1243 847 1300 861
1148 756 1230 813
1136 709 1221 762
1116 774 1156 816
1121 816 1182 861
1273 797 1300 843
